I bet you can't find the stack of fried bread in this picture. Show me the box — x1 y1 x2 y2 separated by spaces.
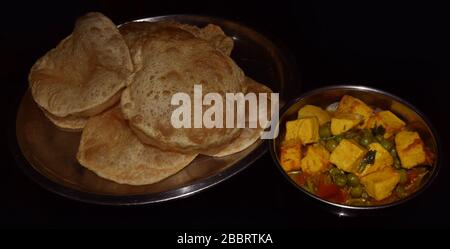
28 12 272 185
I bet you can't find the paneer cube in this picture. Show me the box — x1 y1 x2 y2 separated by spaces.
330 113 362 135
336 95 373 127
284 117 319 144
329 139 367 173
300 144 330 175
357 142 394 177
366 111 406 138
297 105 331 125
280 142 302 172
360 167 400 200
395 131 427 169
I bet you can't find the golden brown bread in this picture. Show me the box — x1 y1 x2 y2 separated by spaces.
120 25 246 153
43 109 87 132
28 12 273 185
29 12 133 129
119 21 233 56
209 77 273 157
175 22 234 56
41 90 123 131
76 106 197 185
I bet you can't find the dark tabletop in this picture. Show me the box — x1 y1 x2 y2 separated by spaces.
1 0 450 228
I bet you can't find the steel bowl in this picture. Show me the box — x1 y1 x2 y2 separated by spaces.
269 85 441 216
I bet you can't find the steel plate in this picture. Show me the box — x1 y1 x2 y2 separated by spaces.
11 15 297 205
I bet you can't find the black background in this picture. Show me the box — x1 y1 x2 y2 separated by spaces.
1 0 449 229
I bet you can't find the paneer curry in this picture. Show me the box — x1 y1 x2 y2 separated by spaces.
279 95 434 206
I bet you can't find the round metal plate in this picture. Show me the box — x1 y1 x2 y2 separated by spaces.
11 15 297 205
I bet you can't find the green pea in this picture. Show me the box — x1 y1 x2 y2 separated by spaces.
361 192 369 200
347 174 360 187
350 186 363 198
344 131 358 139
344 132 361 144
319 139 326 148
359 135 373 147
329 167 341 176
390 147 398 157
334 175 347 187
399 169 408 184
396 185 407 198
319 123 332 138
306 179 316 194
325 139 339 152
375 134 384 142
362 129 373 137
352 135 362 143
379 139 393 151
394 158 402 169
334 135 344 143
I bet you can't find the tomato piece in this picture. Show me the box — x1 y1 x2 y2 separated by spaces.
332 189 348 204
406 168 426 184
317 183 348 204
317 183 340 198
290 172 307 186
407 171 418 183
